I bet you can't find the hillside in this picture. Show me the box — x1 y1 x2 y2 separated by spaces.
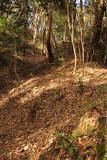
0 56 107 160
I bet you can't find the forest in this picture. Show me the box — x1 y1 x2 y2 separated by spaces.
0 0 107 159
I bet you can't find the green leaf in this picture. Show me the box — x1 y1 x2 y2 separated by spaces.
0 17 7 27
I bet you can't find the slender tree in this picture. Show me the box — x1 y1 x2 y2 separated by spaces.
66 0 77 73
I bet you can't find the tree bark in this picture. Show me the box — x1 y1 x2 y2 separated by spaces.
92 0 105 44
88 0 106 61
66 0 77 73
79 0 85 74
46 5 54 63
80 0 84 27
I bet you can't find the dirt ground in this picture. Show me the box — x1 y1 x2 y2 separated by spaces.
0 55 107 159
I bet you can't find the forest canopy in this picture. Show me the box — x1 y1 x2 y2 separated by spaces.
0 0 107 70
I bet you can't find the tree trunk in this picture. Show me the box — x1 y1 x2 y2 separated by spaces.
79 0 85 74
88 0 106 61
46 5 54 63
42 28 46 54
80 0 84 27
66 0 77 73
92 0 105 44
32 5 41 44
63 27 67 41
9 39 20 81
52 32 58 49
